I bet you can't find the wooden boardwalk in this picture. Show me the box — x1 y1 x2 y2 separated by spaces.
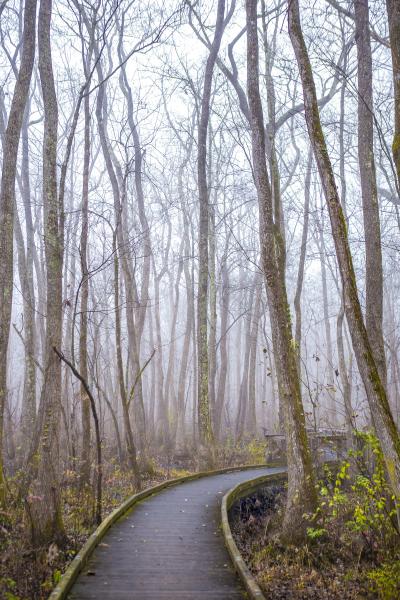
68 466 284 600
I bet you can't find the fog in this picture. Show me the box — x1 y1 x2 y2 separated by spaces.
1 0 399 555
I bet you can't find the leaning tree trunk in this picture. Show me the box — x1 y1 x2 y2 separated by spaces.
0 0 37 506
246 0 317 543
355 0 386 387
29 0 65 546
288 0 400 501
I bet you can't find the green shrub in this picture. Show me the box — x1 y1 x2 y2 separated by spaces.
368 560 400 599
314 431 399 555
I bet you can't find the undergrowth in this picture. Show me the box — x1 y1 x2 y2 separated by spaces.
232 432 400 599
0 439 265 599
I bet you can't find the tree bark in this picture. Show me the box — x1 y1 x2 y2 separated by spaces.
196 0 226 449
247 279 262 436
79 87 91 487
386 0 400 189
235 286 254 440
215 243 230 440
29 0 65 545
355 0 386 387
0 0 37 505
294 148 312 372
113 235 141 490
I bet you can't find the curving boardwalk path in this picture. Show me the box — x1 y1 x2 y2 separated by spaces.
68 466 284 600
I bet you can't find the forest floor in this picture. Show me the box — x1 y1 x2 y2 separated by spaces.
0 459 182 600
0 440 266 599
231 481 400 599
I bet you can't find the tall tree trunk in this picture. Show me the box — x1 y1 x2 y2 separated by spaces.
164 244 184 442
196 0 226 449
246 0 317 542
154 271 166 442
14 201 36 449
355 0 386 387
175 245 193 452
0 0 37 505
11 99 37 456
175 156 194 451
79 89 91 487
386 0 400 189
247 280 262 436
208 204 217 431
117 43 151 448
294 148 312 372
94 50 145 471
288 0 400 501
337 61 354 444
215 247 230 440
153 221 171 444
315 214 337 426
30 0 65 545
117 53 151 343
113 236 141 489
235 288 254 440
337 301 354 445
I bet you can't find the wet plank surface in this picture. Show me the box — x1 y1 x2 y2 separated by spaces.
68 466 284 600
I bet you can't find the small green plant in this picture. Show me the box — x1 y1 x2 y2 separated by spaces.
306 526 327 540
314 431 400 558
346 433 399 545
246 439 267 464
0 578 20 600
367 560 400 599
53 569 62 585
328 460 350 517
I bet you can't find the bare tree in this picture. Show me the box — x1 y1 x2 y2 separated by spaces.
386 0 400 191
355 0 386 386
246 0 317 542
0 0 37 505
194 0 227 450
29 0 65 545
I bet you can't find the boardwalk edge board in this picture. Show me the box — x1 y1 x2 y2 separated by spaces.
48 463 283 600
221 471 288 600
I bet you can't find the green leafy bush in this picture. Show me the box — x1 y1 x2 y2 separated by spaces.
313 432 399 548
367 560 400 599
